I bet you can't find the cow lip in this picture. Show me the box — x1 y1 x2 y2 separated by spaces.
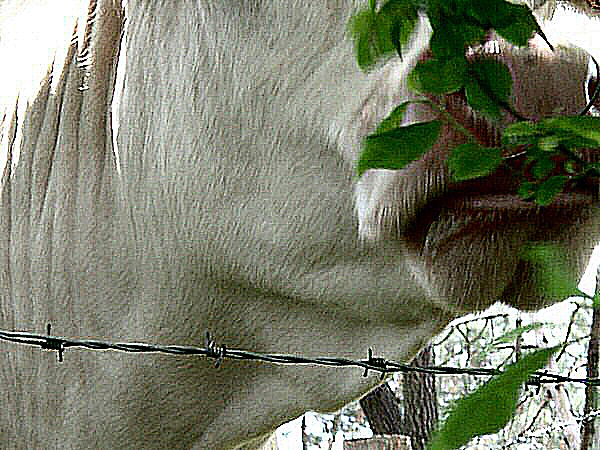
404 186 597 255
402 93 600 244
449 192 595 209
358 38 600 243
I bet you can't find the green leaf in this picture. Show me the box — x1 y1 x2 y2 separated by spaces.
502 117 600 151
502 121 540 147
466 79 503 118
427 347 557 450
542 116 600 146
520 242 575 299
348 10 379 70
517 181 535 200
378 0 420 58
555 133 599 152
466 0 509 29
426 0 462 18
587 163 600 177
538 136 560 152
356 120 442 176
534 175 567 206
465 59 512 120
565 160 578 174
347 0 419 71
372 99 434 135
412 57 467 95
494 3 541 47
448 143 502 181
373 101 411 135
429 20 486 58
531 156 554 179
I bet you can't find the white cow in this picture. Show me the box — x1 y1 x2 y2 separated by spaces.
0 1 599 449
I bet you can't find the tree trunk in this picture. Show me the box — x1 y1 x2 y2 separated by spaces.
400 344 438 450
581 305 600 450
302 414 309 450
359 345 438 450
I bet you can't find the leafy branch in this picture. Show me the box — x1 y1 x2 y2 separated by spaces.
348 0 600 205
347 1 600 448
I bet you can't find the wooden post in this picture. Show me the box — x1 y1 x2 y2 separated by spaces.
344 435 412 450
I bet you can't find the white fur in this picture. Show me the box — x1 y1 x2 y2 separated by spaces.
0 1 599 449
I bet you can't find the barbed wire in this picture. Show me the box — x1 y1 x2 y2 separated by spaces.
1 324 599 386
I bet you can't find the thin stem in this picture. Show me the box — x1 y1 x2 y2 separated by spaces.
580 54 600 116
418 96 479 143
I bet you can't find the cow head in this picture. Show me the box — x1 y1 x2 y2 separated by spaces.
0 1 599 449
356 31 600 313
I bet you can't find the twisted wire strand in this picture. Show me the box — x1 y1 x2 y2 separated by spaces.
0 327 597 386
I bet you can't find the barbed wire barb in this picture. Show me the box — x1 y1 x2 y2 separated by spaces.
363 348 388 380
39 324 64 362
204 331 226 368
